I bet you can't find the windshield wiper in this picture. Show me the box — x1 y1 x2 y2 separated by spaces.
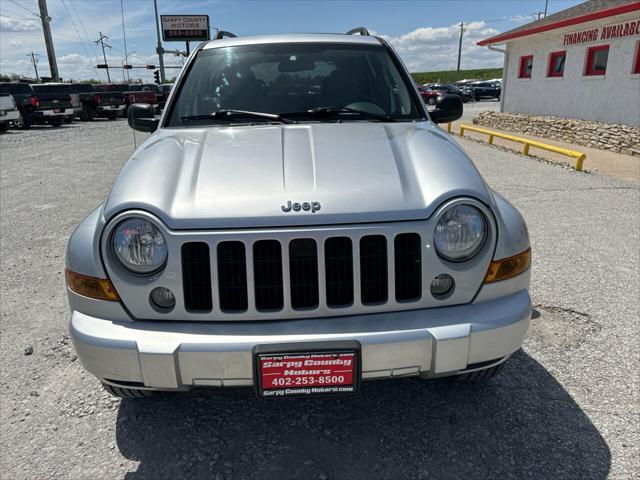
181 109 295 124
280 106 396 122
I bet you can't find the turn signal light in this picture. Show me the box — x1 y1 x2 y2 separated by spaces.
484 248 531 283
65 269 119 301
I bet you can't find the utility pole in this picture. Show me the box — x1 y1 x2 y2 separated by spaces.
544 0 549 17
38 0 59 81
153 0 166 83
456 22 464 72
95 32 112 82
27 52 40 81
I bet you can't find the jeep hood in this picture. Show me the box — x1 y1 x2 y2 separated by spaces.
104 122 492 229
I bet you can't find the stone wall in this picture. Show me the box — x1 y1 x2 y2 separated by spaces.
472 111 640 157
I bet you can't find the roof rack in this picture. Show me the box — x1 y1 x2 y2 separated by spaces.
215 30 237 40
346 27 370 36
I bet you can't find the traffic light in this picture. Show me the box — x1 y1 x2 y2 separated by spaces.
153 70 160 84
122 64 133 70
146 64 156 70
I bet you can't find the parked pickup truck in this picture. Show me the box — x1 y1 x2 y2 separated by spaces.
29 84 75 126
122 85 157 116
0 82 40 128
0 93 20 132
73 83 123 120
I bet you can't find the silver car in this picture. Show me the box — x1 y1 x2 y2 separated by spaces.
66 29 531 399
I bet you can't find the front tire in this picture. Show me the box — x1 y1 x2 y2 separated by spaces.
15 113 31 129
456 362 504 382
102 383 155 399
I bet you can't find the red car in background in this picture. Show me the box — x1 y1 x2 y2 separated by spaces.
417 85 444 105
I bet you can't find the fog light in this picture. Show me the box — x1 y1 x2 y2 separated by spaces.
430 274 454 298
150 287 175 311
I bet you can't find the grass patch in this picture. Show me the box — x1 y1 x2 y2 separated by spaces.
411 68 502 85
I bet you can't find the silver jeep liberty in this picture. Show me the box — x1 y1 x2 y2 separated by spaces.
66 29 531 399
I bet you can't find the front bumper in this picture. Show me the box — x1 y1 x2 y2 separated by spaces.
70 290 531 390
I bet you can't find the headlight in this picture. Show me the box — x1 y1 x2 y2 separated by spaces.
112 218 168 274
434 204 487 262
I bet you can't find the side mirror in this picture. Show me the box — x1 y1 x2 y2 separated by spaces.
429 94 463 124
127 103 159 132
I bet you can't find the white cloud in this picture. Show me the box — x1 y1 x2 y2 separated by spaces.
0 16 40 32
10 39 23 47
376 21 504 72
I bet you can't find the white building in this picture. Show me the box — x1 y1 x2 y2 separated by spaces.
479 0 640 126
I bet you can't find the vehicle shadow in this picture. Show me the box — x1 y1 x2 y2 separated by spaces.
115 349 610 480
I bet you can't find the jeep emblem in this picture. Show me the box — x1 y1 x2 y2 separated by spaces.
281 200 321 213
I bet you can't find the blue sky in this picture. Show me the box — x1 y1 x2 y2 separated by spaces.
0 0 584 82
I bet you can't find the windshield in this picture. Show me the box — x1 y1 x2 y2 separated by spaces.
166 42 422 126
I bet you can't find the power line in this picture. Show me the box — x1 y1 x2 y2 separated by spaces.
7 0 39 17
67 0 105 79
60 0 94 64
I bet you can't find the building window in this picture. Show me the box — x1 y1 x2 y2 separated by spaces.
519 55 533 78
634 41 640 74
585 45 609 76
547 51 566 77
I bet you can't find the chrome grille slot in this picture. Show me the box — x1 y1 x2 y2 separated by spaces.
325 237 354 307
181 242 213 312
217 241 248 312
289 238 319 309
253 240 284 311
394 233 422 302
360 235 388 304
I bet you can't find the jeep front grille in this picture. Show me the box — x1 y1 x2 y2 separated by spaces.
181 233 423 315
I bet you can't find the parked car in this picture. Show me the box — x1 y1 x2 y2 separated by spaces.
0 93 20 132
74 83 123 120
469 81 501 100
66 29 531 399
121 85 157 116
431 84 473 103
138 83 166 111
159 84 173 95
31 83 77 125
38 83 81 122
417 85 440 105
0 82 40 128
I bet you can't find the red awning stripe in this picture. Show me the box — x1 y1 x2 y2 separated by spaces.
477 1 640 46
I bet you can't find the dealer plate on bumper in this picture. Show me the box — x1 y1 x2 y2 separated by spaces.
256 350 359 397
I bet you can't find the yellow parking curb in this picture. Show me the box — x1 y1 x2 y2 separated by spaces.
449 123 587 171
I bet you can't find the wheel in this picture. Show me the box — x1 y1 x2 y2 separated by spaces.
427 97 436 105
102 382 155 399
15 113 31 129
0 122 8 132
456 362 504 382
79 108 91 121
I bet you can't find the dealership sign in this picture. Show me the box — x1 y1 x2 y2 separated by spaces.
161 15 210 42
563 19 640 46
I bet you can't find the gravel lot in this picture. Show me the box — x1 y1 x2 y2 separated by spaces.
1 119 638 480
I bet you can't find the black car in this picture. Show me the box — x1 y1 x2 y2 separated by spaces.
73 83 123 120
0 82 74 128
469 81 501 100
431 84 473 103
